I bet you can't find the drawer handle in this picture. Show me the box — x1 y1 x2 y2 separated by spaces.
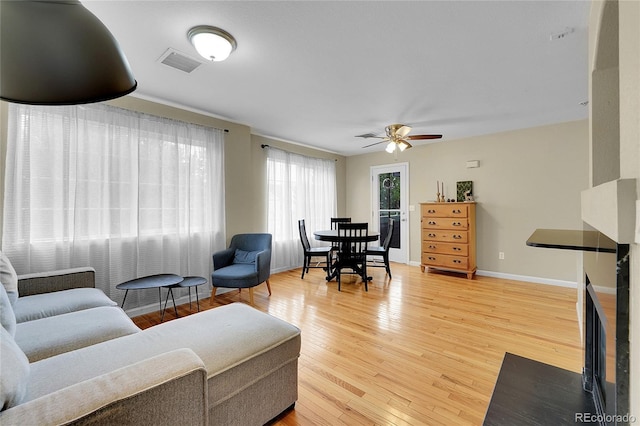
453 247 461 251
428 233 437 238
429 245 437 249
428 221 437 225
453 259 462 264
453 235 462 239
427 209 436 214
452 209 461 214
428 256 436 261
452 222 462 226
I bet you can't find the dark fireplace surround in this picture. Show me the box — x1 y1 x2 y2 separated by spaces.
526 229 630 425
484 228 631 426
583 238 630 424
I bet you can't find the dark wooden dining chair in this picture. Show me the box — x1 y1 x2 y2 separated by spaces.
366 218 394 278
330 217 351 255
330 217 351 229
298 219 332 279
336 222 369 291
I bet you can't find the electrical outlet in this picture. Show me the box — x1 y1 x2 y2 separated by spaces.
499 252 505 260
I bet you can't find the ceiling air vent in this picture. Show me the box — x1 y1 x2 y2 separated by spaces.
158 48 203 73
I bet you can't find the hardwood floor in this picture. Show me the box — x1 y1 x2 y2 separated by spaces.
132 263 583 425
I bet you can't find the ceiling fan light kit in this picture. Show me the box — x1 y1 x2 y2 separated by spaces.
188 25 237 62
385 142 397 153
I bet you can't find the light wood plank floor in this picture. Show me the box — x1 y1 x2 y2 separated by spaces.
132 263 583 426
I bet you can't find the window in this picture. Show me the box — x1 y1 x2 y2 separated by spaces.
2 103 226 306
266 147 336 272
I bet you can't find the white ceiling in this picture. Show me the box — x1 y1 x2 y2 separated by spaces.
85 0 591 156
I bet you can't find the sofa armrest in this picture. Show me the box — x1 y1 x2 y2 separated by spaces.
17 267 96 296
0 348 208 426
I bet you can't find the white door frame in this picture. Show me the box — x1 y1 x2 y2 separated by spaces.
370 163 409 263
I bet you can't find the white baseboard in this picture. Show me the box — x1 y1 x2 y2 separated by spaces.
408 261 579 288
475 269 577 288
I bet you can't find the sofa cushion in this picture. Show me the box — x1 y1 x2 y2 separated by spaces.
0 251 18 307
0 326 30 410
25 303 301 407
15 306 140 362
13 288 117 323
0 286 16 337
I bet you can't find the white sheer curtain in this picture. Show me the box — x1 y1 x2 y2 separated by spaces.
266 146 336 272
2 103 226 307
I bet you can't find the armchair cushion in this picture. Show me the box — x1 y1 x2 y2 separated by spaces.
0 327 30 410
212 264 259 288
233 249 260 264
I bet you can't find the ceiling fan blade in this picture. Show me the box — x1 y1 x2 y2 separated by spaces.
406 134 442 140
355 132 385 139
362 139 388 148
396 125 412 138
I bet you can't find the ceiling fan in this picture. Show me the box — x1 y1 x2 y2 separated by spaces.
357 124 442 153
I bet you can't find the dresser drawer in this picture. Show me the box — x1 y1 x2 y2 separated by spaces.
422 253 469 270
422 241 469 256
422 218 469 230
423 230 469 243
422 204 469 218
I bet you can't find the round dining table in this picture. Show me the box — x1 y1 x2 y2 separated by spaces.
313 229 379 282
313 229 379 243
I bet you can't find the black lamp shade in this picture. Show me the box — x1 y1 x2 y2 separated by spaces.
1 0 137 105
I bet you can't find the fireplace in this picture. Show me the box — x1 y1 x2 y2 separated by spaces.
583 242 630 424
522 228 631 425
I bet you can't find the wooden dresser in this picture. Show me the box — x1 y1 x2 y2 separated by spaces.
420 202 476 279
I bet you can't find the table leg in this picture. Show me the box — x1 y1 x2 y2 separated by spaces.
170 288 178 317
120 290 129 308
161 288 168 322
161 287 179 322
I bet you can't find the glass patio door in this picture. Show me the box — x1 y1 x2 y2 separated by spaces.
370 163 408 263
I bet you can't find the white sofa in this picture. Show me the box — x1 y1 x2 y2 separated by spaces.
0 255 301 425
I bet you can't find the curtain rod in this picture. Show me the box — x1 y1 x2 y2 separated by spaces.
261 144 337 162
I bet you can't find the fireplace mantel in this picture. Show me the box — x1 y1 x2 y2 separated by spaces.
581 178 637 244
526 228 616 253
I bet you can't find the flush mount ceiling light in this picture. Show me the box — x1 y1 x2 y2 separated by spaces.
188 26 237 62
0 0 137 105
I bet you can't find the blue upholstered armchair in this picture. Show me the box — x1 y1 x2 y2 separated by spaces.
210 233 272 305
